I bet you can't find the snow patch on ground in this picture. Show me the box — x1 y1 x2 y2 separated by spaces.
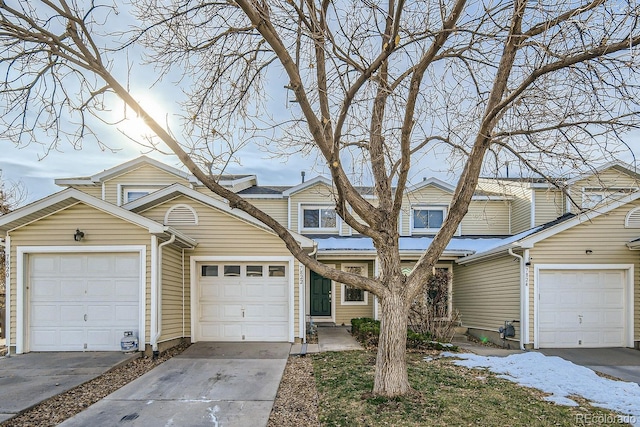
442 352 640 425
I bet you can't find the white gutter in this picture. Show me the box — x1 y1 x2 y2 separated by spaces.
508 247 526 351
151 233 176 355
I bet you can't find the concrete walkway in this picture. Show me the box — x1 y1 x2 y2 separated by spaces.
290 325 362 354
0 352 138 423
59 342 290 427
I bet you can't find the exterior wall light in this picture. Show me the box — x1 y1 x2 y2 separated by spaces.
585 249 593 255
74 229 85 241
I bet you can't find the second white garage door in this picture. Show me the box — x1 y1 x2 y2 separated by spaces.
196 262 289 342
538 269 626 348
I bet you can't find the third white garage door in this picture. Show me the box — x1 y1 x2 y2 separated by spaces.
196 262 290 342
537 269 627 348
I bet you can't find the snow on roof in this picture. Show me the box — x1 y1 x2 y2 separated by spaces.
443 352 640 425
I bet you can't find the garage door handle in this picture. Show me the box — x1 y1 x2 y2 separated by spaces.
84 314 87 322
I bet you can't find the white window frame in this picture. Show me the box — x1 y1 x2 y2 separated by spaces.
410 205 447 234
117 184 169 206
340 263 368 306
299 204 339 233
581 187 637 210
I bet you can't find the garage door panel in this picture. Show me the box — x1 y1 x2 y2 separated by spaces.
30 279 61 300
538 269 626 348
29 253 140 352
196 262 289 342
60 305 84 323
61 280 85 298
60 256 84 274
115 305 139 322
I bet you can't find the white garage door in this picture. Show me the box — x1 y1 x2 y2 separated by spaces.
196 262 289 342
29 253 141 351
538 269 626 348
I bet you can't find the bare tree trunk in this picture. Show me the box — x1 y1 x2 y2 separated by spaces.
373 290 410 396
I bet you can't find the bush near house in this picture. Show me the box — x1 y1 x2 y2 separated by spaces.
350 317 457 351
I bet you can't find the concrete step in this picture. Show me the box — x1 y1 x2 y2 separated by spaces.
452 334 468 342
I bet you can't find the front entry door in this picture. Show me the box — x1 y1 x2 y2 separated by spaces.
310 271 331 316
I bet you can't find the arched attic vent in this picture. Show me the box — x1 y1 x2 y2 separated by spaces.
164 204 198 226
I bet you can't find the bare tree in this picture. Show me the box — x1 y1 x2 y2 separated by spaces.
1 0 639 396
0 171 26 310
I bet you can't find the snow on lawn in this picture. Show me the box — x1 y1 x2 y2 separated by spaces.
442 352 640 425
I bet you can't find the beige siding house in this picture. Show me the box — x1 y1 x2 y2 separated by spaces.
1 156 639 354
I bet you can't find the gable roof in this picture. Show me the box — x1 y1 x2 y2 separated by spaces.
282 176 333 196
457 190 640 264
55 156 198 186
124 183 315 248
565 160 640 185
0 188 196 248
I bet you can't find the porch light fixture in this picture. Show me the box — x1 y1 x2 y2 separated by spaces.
74 229 85 242
585 249 593 255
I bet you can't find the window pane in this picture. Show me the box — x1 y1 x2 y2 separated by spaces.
269 265 286 277
345 286 364 302
224 265 241 276
246 265 263 277
126 191 150 203
303 209 319 228
413 210 428 228
428 210 444 228
201 265 218 277
320 209 337 228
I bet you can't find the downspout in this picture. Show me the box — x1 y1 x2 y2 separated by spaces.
508 247 526 350
182 248 185 340
152 233 176 357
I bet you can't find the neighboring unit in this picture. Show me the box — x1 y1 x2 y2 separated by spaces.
1 156 638 354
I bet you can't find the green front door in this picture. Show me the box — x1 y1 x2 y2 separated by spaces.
310 271 331 316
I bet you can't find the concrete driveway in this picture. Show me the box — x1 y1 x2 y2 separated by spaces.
59 342 290 427
0 352 138 422
539 348 640 384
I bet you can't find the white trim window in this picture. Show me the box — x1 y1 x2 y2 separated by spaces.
582 187 636 210
119 184 168 205
411 206 446 233
341 263 368 305
301 205 338 233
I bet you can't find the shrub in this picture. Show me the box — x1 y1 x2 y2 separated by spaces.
350 317 457 351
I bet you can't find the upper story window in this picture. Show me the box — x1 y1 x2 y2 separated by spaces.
301 205 338 232
125 189 151 203
411 206 446 233
582 187 636 210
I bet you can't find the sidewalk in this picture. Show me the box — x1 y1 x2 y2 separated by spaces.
290 325 362 355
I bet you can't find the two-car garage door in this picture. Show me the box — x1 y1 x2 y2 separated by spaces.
29 253 141 351
538 269 627 348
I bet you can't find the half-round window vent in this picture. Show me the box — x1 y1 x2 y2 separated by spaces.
165 204 198 226
625 207 640 228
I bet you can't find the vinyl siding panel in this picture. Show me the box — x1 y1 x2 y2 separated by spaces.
160 245 188 342
527 200 640 343
103 164 191 205
246 199 288 228
478 179 531 233
453 254 521 338
7 203 153 349
533 189 564 226
461 200 510 235
67 185 103 199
